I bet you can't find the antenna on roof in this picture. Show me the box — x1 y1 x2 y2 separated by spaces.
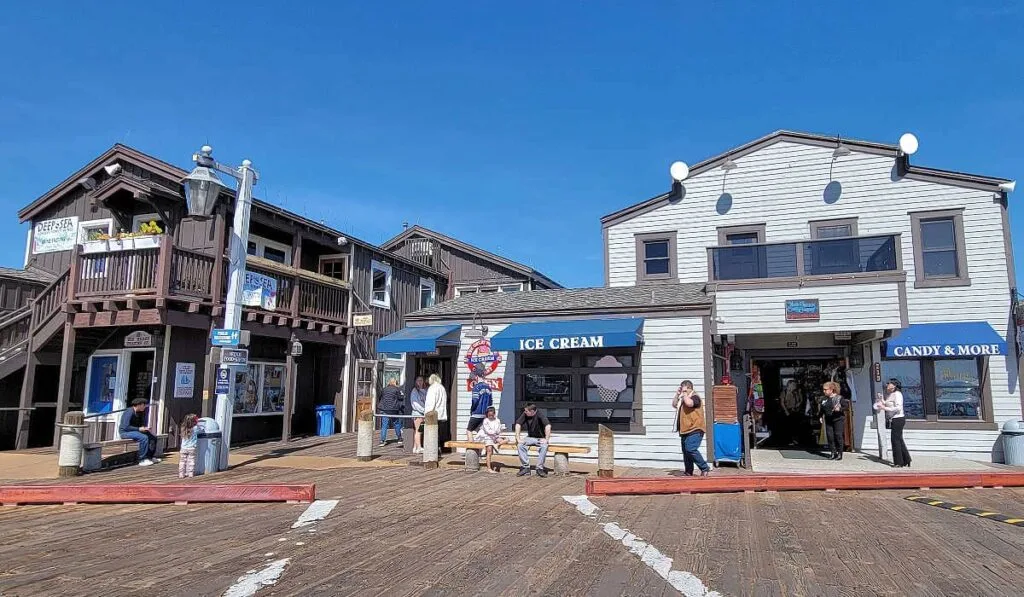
402 222 409 230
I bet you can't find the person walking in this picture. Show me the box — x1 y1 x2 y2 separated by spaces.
409 376 428 454
673 380 711 477
377 378 404 447
820 381 849 460
875 379 912 468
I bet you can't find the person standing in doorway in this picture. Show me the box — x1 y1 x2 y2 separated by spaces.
410 376 428 454
423 374 449 451
377 378 404 447
119 398 160 466
875 379 912 468
515 403 551 477
673 380 711 477
820 381 849 460
780 379 803 446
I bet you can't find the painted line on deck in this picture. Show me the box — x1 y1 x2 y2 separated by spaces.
563 495 721 597
291 499 339 528
906 496 1024 527
223 558 290 597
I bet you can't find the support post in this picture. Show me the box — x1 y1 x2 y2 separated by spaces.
422 410 439 470
597 424 615 478
282 352 296 442
356 410 373 461
155 236 173 297
15 339 37 450
56 411 86 478
52 323 76 447
464 448 481 472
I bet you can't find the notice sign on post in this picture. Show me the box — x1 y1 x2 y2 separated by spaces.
221 348 249 366
174 363 196 398
32 216 79 254
215 366 231 395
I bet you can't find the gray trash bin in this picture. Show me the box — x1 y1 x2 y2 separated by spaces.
195 417 222 475
1001 420 1024 466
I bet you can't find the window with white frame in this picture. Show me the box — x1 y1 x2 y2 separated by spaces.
455 283 523 296
231 362 289 416
131 213 166 234
247 234 292 266
78 218 113 243
370 260 393 308
419 277 436 309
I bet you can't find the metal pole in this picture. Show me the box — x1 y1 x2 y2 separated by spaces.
214 160 256 471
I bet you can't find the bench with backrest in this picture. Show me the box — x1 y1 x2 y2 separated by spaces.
444 439 590 474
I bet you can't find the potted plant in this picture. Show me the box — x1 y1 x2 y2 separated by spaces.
131 220 164 249
81 231 110 254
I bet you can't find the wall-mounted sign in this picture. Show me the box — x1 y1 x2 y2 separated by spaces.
242 271 278 310
174 363 196 398
833 331 852 341
467 378 504 392
124 330 153 348
353 313 373 327
32 216 79 254
873 362 882 383
517 335 606 351
215 366 231 395
465 338 502 377
887 343 1004 358
211 328 241 347
786 341 799 348
221 348 249 366
785 299 820 322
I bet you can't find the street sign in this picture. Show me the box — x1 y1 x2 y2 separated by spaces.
212 328 241 347
215 366 231 395
221 348 249 366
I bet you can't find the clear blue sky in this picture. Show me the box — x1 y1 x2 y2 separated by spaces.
1 2 1020 288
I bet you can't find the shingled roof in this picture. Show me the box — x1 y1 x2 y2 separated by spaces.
406 283 710 321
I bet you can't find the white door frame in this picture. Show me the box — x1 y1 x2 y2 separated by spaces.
85 347 159 436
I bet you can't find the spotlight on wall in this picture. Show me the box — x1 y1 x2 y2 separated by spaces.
669 161 689 182
898 133 919 156
103 164 122 177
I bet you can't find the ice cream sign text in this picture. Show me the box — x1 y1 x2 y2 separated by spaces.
519 335 605 351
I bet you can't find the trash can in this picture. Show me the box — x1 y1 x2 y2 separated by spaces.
1002 420 1024 466
315 405 336 437
195 417 222 475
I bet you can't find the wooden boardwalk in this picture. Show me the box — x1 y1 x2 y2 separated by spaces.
1 435 1023 596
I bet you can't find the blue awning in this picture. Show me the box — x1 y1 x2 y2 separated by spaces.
490 318 644 352
885 321 1007 358
376 324 461 354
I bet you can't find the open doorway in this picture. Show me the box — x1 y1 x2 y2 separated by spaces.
755 358 850 456
414 356 455 451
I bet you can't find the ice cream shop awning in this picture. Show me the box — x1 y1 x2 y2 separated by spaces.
885 321 1007 358
490 318 645 352
376 324 462 354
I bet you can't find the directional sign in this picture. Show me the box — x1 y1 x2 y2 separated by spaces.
220 348 249 366
215 366 231 395
212 328 241 347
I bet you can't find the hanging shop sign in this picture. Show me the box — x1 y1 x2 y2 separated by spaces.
785 299 820 322
464 338 502 376
353 313 373 327
124 330 154 348
32 216 79 254
173 363 196 398
241 271 278 310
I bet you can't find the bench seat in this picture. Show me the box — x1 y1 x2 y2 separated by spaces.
82 435 168 472
444 440 590 474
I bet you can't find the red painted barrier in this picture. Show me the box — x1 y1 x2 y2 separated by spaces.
0 483 316 505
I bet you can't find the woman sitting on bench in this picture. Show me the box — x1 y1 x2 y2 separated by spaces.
473 407 505 473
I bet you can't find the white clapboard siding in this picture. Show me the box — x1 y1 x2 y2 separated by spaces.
715 283 902 334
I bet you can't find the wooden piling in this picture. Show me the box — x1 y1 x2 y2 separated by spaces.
597 424 614 478
356 410 374 462
57 411 86 478
422 411 439 470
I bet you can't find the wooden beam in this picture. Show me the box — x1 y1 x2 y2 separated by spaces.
52 323 76 447
246 312 258 322
334 325 343 335
15 336 38 450
187 302 201 313
127 299 141 310
262 314 274 325
0 484 316 506
82 302 97 313
277 316 289 326
212 305 224 317
102 300 121 312
156 298 167 309
321 324 330 333
307 320 316 331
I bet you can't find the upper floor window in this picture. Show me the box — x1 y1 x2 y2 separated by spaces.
714 224 766 280
419 277 436 309
808 218 859 275
319 255 350 282
247 234 292 266
370 260 392 308
810 218 856 239
132 213 166 234
634 232 677 284
910 209 970 288
455 283 522 296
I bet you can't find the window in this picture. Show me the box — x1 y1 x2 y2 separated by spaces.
715 224 767 280
78 219 113 279
131 213 165 234
319 255 350 282
516 348 641 432
78 218 113 243
232 362 288 416
500 284 523 293
881 357 988 421
634 232 677 283
370 260 392 308
455 287 477 296
808 218 859 275
355 361 376 419
419 277 436 309
455 284 522 296
810 219 857 239
246 235 293 266
910 209 970 288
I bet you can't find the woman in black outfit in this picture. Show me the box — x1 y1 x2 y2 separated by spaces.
820 381 849 460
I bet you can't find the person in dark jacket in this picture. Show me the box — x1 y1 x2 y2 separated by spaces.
118 398 160 466
820 381 849 460
377 378 404 447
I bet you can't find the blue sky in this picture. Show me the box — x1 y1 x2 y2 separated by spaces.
1 2 1021 288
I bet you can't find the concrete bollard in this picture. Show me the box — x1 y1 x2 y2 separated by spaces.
553 452 570 476
597 424 614 478
57 411 87 478
422 411 439 470
356 410 374 462
464 448 481 472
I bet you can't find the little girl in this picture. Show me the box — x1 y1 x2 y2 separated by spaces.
473 406 505 473
179 414 199 479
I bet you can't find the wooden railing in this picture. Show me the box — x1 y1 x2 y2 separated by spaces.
170 248 217 300
246 261 295 314
0 308 30 356
298 278 348 323
30 270 69 330
76 247 160 297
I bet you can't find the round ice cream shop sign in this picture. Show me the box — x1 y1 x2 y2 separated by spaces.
464 338 501 377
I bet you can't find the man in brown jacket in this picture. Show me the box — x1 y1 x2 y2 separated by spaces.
673 380 711 476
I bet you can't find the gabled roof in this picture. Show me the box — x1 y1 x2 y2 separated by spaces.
382 225 562 289
601 130 1013 229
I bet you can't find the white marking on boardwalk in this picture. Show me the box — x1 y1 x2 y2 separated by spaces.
563 496 720 597
223 558 290 597
291 499 339 528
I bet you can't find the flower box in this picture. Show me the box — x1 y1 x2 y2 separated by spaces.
107 237 133 251
81 240 109 254
132 235 161 249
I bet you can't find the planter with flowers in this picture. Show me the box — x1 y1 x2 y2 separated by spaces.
79 221 165 253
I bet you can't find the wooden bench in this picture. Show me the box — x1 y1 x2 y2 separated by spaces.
82 435 168 472
444 440 590 475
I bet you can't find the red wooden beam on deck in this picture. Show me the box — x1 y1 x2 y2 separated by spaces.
0 483 315 506
585 472 1024 497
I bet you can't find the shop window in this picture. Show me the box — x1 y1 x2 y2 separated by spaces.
370 260 392 308
910 209 970 288
881 357 987 421
232 362 288 416
419 277 436 309
634 232 677 284
517 348 641 432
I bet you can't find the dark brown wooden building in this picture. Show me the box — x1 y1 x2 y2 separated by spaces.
0 144 446 450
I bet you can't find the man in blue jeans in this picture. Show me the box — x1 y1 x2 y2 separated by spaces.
119 398 160 467
673 380 711 476
515 403 551 478
377 378 404 447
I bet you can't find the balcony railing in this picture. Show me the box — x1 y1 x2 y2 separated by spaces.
708 234 900 282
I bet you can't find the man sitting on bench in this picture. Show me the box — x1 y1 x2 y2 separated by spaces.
119 398 160 467
515 403 551 478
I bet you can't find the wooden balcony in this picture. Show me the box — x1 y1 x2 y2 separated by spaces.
63 239 349 329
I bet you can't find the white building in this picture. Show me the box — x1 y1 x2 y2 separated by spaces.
381 130 1020 467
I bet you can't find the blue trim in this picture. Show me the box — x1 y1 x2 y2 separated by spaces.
885 321 1007 358
490 318 644 352
375 324 461 354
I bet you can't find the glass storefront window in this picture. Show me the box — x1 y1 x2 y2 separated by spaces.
232 362 288 416
881 359 925 419
881 357 984 420
523 373 571 422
